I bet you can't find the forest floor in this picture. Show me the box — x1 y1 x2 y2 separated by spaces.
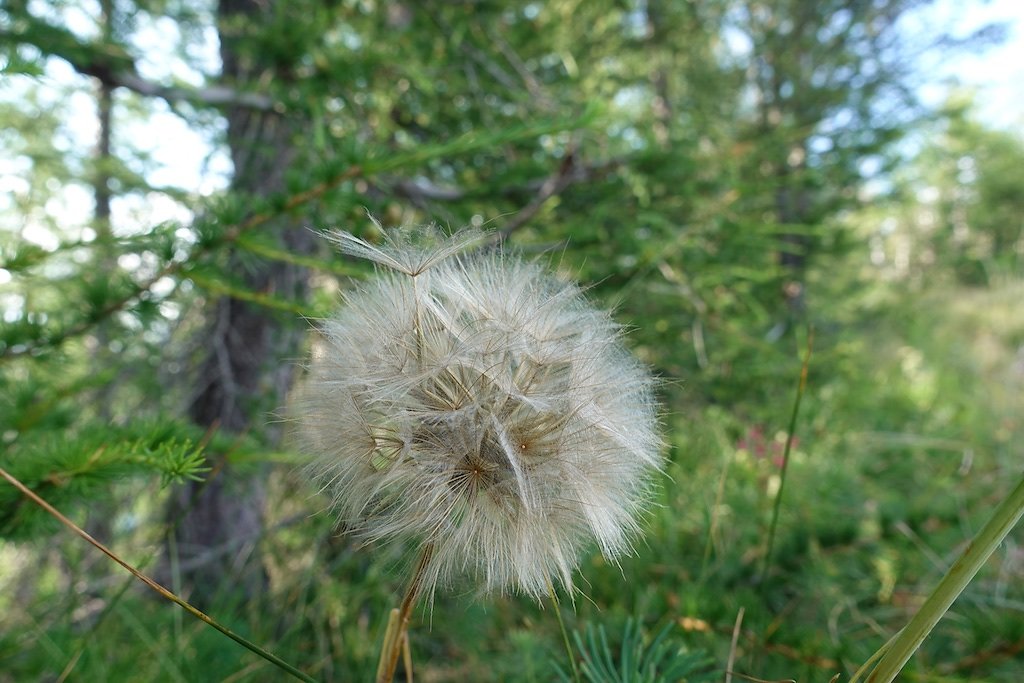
2 276 1022 683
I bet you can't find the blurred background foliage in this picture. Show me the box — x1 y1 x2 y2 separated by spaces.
1 0 1022 681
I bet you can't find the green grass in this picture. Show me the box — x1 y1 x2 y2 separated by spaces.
1 277 1022 682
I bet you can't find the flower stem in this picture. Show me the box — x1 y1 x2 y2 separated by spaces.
547 580 581 683
863 472 1024 682
376 543 434 683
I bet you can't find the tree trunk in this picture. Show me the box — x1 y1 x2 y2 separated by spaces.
775 177 810 315
85 0 117 544
163 0 314 606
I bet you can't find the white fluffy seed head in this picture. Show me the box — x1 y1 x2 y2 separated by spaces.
293 226 662 600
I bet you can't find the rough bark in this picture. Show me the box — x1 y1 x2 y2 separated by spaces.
85 0 117 542
163 0 314 605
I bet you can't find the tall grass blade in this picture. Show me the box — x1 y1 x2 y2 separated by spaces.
863 472 1024 682
760 328 814 584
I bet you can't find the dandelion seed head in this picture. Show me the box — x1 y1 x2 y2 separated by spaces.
293 225 662 600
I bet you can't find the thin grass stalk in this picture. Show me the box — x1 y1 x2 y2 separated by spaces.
375 609 402 681
700 425 733 583
548 580 582 683
759 328 814 584
0 467 317 683
377 543 434 683
863 472 1024 683
725 606 745 683
847 629 901 683
402 634 413 683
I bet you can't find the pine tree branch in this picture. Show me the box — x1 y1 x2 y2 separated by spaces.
92 71 275 110
387 155 625 204
0 16 273 110
0 164 364 362
2 110 595 361
497 147 580 241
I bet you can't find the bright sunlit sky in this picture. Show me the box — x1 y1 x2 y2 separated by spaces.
2 0 1024 248
912 0 1024 128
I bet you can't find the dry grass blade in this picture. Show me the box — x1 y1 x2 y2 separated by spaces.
725 606 745 683
0 467 317 683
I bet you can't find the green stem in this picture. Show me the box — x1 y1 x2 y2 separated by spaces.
700 425 733 584
864 472 1024 683
0 467 317 683
548 581 582 683
847 628 901 683
760 328 814 584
